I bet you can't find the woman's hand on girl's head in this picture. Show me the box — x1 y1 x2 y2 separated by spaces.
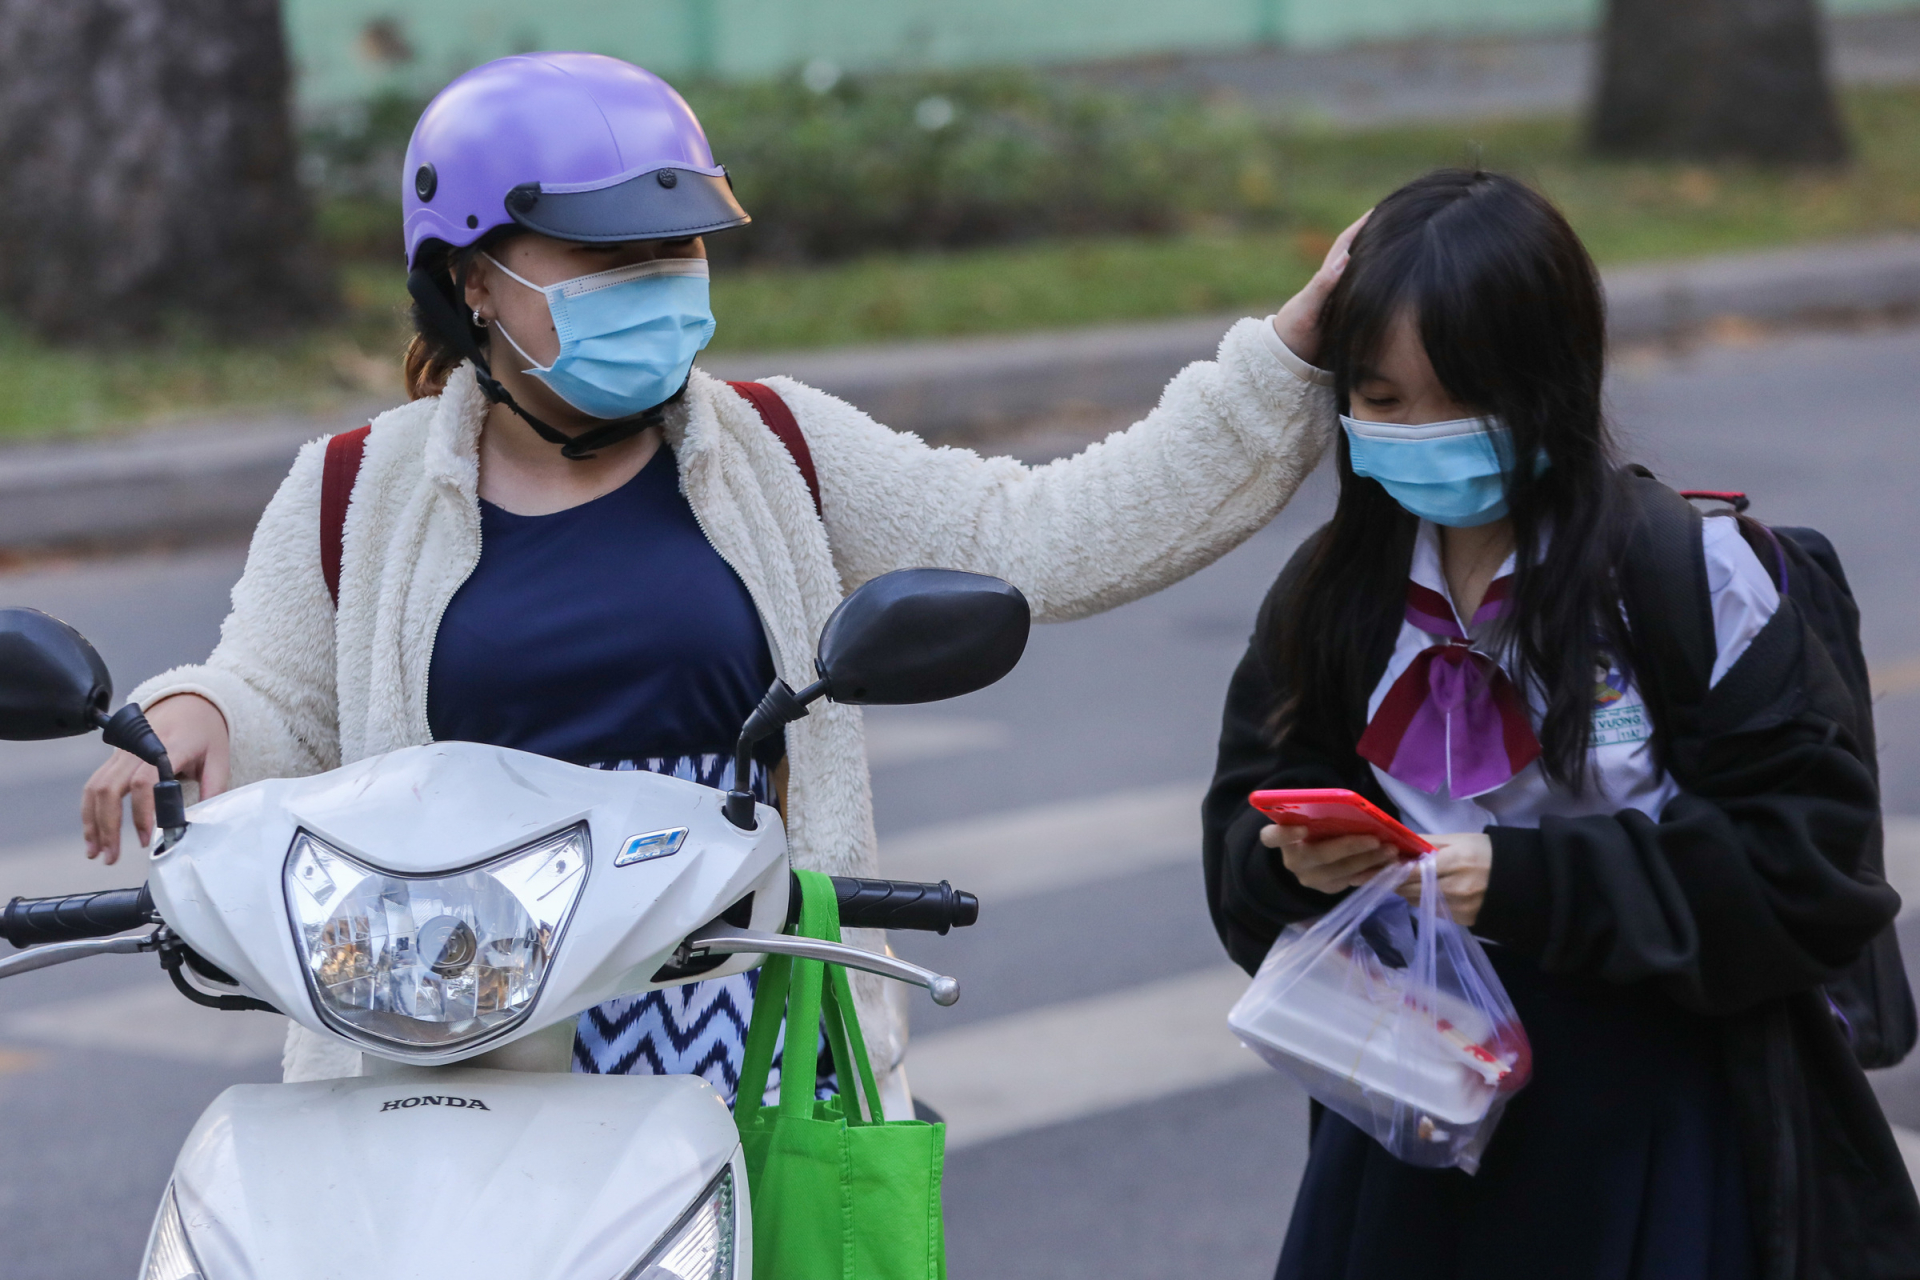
1395 833 1493 926
1271 210 1371 368
1260 822 1395 893
81 694 231 865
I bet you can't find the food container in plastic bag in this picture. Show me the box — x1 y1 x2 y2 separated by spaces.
1228 855 1530 1172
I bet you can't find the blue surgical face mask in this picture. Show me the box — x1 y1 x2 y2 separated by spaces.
1341 414 1523 528
486 254 716 420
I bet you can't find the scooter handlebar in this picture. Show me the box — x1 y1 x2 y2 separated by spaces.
789 874 979 934
2 885 156 949
7 875 975 949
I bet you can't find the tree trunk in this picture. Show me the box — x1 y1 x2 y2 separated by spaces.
1588 0 1849 165
0 0 331 342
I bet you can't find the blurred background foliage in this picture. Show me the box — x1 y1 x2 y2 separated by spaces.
8 68 1920 438
309 72 1302 263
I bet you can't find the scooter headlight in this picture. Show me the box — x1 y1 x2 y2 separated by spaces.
284 823 587 1051
625 1167 736 1280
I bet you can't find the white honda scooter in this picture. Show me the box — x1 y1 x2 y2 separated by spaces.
0 567 1029 1280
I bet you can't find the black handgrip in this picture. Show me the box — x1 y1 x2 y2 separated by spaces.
786 873 979 934
2 885 155 948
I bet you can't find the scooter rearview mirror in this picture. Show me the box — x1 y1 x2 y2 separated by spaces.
0 608 113 740
814 567 1030 706
722 569 1031 828
0 607 189 841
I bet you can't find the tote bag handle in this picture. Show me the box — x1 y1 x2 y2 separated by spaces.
735 869 885 1123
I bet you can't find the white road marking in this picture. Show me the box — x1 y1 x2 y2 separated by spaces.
4 982 286 1067
3 790 1915 1152
883 785 1920 923
863 715 1011 768
0 836 147 901
1874 657 1920 698
882 780 1207 902
892 797 1920 1147
908 965 1262 1150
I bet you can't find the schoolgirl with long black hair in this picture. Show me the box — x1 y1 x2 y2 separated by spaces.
1203 169 1920 1279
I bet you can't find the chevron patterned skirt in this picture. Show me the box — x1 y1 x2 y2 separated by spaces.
570 754 831 1106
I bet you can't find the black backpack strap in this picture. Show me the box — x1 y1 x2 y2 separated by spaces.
1616 466 1715 744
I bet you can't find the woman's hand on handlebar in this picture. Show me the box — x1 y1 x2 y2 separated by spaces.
1271 210 1370 368
1260 822 1395 893
82 694 230 864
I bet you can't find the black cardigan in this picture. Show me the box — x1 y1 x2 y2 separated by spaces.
1203 527 1920 1280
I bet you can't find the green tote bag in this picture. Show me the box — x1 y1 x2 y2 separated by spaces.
734 869 948 1280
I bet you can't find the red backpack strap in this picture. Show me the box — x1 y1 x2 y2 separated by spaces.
320 425 372 608
728 381 821 517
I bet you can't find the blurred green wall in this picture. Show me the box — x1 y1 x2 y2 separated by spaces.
288 0 1920 108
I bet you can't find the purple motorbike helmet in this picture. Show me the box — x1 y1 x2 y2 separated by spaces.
399 53 747 460
402 51 749 269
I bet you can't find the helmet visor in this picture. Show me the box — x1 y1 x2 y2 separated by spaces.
505 168 749 243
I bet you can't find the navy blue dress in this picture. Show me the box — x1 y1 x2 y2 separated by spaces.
428 448 789 1098
1276 948 1753 1280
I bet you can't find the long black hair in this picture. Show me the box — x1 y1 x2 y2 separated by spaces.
1271 169 1630 790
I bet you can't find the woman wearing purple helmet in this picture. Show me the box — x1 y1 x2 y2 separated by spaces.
82 52 1358 1106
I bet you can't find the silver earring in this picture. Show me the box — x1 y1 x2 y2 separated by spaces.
471 309 488 328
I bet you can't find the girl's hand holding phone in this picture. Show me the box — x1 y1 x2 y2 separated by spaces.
1260 822 1397 892
1259 822 1492 923
1394 833 1493 926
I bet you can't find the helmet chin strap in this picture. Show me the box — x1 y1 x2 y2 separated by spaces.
407 268 683 461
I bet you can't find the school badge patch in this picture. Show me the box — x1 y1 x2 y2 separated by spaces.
1591 666 1652 747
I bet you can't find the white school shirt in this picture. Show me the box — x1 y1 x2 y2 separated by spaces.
1370 517 1782 836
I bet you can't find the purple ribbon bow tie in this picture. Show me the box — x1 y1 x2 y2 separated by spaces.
1355 578 1541 798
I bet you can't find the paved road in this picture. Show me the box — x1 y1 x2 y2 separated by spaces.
0 323 1916 1278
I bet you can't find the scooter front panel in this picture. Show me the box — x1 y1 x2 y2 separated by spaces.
164 1069 743 1280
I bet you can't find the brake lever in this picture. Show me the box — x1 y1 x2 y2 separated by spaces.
0 930 158 980
680 921 960 1006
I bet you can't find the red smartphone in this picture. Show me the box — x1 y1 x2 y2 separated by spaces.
1248 788 1433 858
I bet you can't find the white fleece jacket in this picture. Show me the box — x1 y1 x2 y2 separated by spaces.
130 316 1333 1089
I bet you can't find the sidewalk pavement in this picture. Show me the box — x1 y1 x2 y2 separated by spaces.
2 233 1917 553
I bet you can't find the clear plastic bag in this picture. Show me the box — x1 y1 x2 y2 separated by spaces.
1228 855 1531 1173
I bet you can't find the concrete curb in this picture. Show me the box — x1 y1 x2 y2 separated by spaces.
1602 235 1920 340
0 405 385 553
3 234 1917 552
